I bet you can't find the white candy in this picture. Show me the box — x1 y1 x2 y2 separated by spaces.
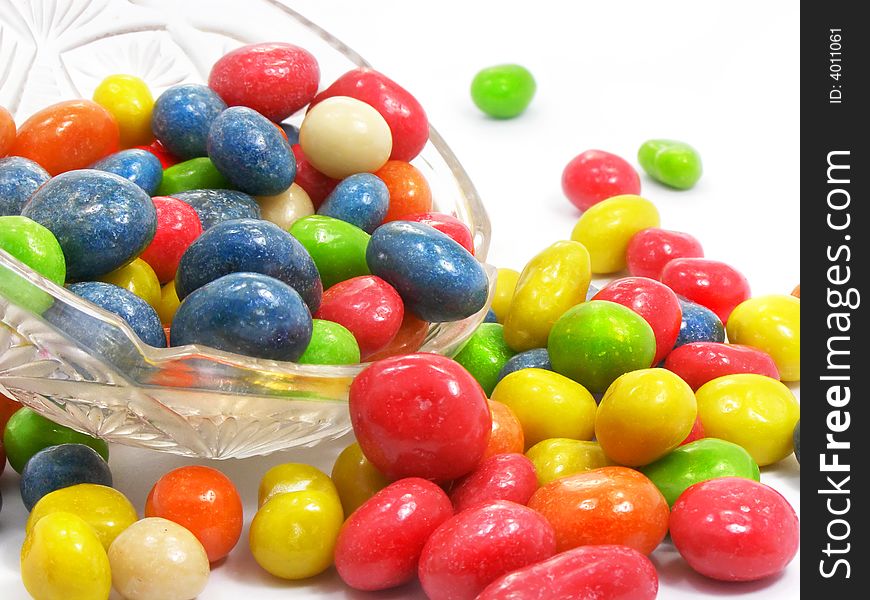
256 183 315 230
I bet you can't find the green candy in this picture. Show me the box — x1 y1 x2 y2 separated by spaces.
3 407 110 473
156 157 231 196
641 438 760 506
297 319 361 365
547 300 655 393
470 64 536 119
289 215 370 290
0 215 66 314
453 323 516 396
637 139 703 190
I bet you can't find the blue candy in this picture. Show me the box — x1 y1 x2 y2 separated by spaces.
89 149 163 195
367 221 488 322
280 123 300 146
207 107 296 196
794 420 800 464
171 272 312 361
68 281 166 348
317 173 389 234
175 218 322 312
484 308 498 323
172 189 261 230
496 348 552 384
0 157 50 216
152 84 226 159
21 170 156 280
20 444 112 511
674 297 726 348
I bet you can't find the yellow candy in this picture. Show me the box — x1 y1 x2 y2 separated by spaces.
570 194 660 273
249 490 344 580
258 462 339 508
21 511 112 600
595 368 696 466
726 294 800 381
490 368 597 449
155 280 181 325
98 258 161 308
26 484 138 551
256 183 315 230
92 74 154 148
491 267 520 323
300 96 392 179
696 374 800 466
503 241 591 351
525 438 611 485
331 441 390 516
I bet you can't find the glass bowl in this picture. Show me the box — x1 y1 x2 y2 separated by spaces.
0 0 493 458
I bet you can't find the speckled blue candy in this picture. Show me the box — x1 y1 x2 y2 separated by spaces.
794 420 800 464
674 297 726 348
484 308 498 323
367 221 488 322
281 123 300 146
496 347 552 384
68 281 166 348
171 272 312 361
172 189 261 230
175 218 322 312
152 84 227 159
90 149 163 195
20 443 112 511
21 170 156 280
318 173 389 234
0 157 50 216
207 107 296 196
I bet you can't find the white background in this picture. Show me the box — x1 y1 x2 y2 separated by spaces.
0 0 800 598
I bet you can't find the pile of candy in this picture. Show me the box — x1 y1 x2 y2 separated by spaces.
0 37 799 600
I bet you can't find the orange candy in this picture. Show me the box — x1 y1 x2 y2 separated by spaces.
376 160 433 222
365 313 430 361
10 100 119 175
145 465 243 562
483 400 525 459
1 391 20 433
1 106 15 157
527 466 669 555
792 284 800 298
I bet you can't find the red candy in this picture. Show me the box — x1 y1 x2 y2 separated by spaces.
527 466 669 555
561 150 641 212
680 416 706 445
315 275 404 359
209 42 319 122
310 68 428 161
291 144 338 208
144 465 243 562
418 500 556 600
670 477 799 582
11 100 119 175
1 106 15 157
402 211 475 255
593 276 682 365
626 227 704 280
449 453 538 514
134 140 180 169
349 353 491 481
664 342 780 390
1 391 20 434
334 478 453 591
661 258 750 324
477 545 659 600
139 196 204 283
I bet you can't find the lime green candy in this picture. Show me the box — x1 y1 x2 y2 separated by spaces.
156 157 231 196
641 438 760 506
547 300 655 393
470 64 536 119
453 323 516 395
0 215 66 314
289 215 370 290
3 407 110 473
297 319 361 365
637 139 703 190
